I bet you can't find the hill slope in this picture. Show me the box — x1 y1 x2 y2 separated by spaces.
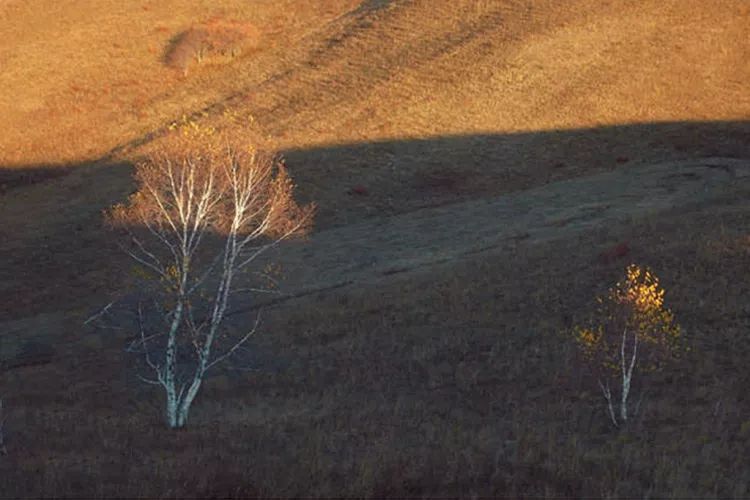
1 1 750 497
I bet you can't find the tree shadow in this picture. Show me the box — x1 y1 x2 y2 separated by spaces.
0 159 135 323
0 164 74 194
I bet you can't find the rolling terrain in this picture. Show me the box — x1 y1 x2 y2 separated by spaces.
1 0 749 496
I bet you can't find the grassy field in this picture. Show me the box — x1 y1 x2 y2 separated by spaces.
4 189 750 497
1 0 749 497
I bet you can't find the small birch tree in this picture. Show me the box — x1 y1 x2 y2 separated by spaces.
106 125 313 428
574 264 683 428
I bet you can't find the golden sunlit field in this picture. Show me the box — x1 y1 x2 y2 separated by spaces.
1 0 749 497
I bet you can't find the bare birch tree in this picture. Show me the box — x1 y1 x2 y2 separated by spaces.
574 265 683 428
106 127 313 428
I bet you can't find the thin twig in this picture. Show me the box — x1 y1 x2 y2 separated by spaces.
205 311 262 372
83 301 115 326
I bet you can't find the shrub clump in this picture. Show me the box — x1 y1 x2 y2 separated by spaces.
164 18 260 75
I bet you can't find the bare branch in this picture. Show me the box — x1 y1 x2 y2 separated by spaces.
105 128 312 428
236 215 310 270
137 374 164 386
83 301 115 326
186 251 225 296
124 247 169 280
232 287 284 296
137 302 162 379
205 311 262 372
598 379 618 428
141 217 181 264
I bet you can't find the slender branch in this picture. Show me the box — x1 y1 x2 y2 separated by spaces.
186 252 225 296
137 374 164 386
125 331 165 353
124 247 169 280
144 181 180 237
232 287 284 296
141 217 180 264
83 301 115 326
205 311 262 372
598 379 618 428
236 216 310 270
136 302 162 382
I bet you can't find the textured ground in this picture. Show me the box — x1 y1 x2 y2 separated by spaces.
1 0 749 497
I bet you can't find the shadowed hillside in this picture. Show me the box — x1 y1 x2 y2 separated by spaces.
281 120 750 226
1 0 750 497
1 121 747 325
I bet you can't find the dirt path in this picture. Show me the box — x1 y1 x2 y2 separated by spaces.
248 157 750 309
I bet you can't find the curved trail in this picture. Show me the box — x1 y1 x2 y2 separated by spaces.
247 157 750 310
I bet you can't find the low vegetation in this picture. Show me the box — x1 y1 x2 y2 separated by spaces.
1 0 749 497
3 194 750 497
165 18 260 75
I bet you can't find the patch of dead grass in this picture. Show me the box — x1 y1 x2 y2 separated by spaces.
165 18 261 75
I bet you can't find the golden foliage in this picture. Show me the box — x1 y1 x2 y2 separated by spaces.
107 119 314 253
574 264 683 374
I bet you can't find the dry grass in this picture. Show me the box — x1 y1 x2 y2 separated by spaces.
3 187 750 497
1 0 747 167
0 0 358 166
1 0 750 497
165 18 261 75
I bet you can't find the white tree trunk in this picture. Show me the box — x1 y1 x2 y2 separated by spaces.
163 376 202 429
598 379 619 427
109 139 312 429
600 328 640 428
619 328 638 425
